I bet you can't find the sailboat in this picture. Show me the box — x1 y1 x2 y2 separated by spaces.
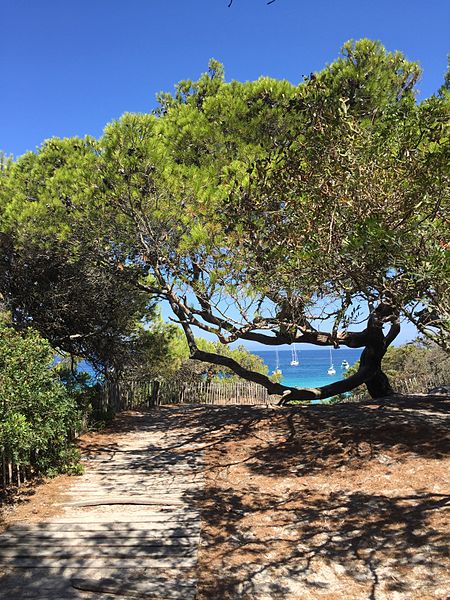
290 343 299 366
273 350 282 376
341 360 350 370
327 348 336 375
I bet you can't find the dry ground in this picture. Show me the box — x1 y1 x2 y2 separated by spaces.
1 397 449 600
195 398 450 600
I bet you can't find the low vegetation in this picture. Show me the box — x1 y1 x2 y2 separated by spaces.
0 321 83 478
336 340 450 401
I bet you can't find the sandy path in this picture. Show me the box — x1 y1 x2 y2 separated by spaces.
0 408 205 599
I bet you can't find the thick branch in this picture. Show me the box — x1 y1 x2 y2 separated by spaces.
191 347 287 395
192 296 370 348
167 287 400 401
193 345 379 402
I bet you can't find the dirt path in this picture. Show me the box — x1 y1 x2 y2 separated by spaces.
0 399 449 599
196 400 450 600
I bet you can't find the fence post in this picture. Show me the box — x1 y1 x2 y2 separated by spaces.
152 380 160 406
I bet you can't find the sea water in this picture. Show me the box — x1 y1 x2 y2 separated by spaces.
253 347 362 389
78 347 362 390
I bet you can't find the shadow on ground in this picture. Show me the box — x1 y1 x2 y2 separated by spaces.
170 400 449 599
0 400 449 599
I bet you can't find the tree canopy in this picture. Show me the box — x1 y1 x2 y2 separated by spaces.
1 40 449 400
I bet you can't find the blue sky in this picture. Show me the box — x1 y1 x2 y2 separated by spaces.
2 0 449 158
2 0 448 347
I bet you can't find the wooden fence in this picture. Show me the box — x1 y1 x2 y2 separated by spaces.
97 373 448 412
156 379 275 406
1 454 32 489
96 378 277 410
349 373 448 403
92 378 150 416
394 374 447 395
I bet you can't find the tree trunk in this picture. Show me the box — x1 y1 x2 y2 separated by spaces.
365 369 395 398
358 328 396 399
172 294 400 403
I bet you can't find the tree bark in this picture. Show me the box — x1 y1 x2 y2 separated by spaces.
168 291 400 403
365 370 395 398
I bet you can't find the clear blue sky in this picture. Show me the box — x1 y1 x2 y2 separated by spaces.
2 0 447 347
2 0 449 158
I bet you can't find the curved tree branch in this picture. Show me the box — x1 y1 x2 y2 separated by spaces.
165 281 401 401
190 290 370 348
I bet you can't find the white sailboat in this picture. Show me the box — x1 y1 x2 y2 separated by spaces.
290 343 299 366
341 360 350 370
273 350 282 376
327 348 336 375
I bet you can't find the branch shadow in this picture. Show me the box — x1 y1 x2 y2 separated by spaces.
169 400 450 598
0 401 448 599
193 485 450 599
0 517 200 599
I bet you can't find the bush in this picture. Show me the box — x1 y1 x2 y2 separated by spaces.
0 324 82 475
381 341 450 382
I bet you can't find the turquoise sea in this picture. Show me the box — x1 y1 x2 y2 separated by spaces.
78 347 362 390
252 347 362 389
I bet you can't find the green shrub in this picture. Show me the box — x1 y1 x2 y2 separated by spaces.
0 324 82 475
